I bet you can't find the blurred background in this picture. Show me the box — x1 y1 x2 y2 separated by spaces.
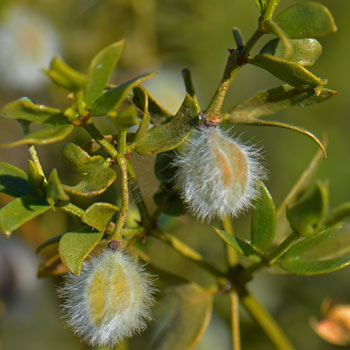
0 0 349 349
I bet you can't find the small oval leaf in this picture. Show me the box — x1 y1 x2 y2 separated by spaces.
91 72 156 116
63 168 116 197
0 125 74 148
135 94 199 155
260 38 322 66
151 283 213 350
84 40 125 108
59 230 104 275
213 227 262 262
287 181 329 236
250 54 327 88
0 195 50 236
275 2 337 39
82 202 119 232
0 162 35 197
0 98 67 126
251 181 276 252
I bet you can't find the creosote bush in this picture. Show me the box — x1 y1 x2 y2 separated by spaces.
0 1 349 349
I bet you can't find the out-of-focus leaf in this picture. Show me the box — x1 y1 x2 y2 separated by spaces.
0 125 73 148
251 181 276 252
213 228 262 262
0 195 50 236
62 143 116 196
279 225 350 275
0 98 67 126
250 54 327 88
44 57 87 91
154 151 177 184
35 234 63 253
275 2 337 39
133 85 172 122
59 230 104 275
287 181 329 236
260 38 322 66
0 162 35 197
84 40 125 108
151 283 213 350
225 85 337 122
91 72 156 116
154 188 186 217
111 106 139 131
45 169 69 206
82 202 119 232
135 94 199 155
281 224 342 260
37 253 68 278
324 203 350 226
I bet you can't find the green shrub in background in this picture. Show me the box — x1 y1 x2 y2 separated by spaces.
1 0 350 349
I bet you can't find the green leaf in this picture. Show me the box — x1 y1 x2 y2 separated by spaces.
275 2 337 39
225 85 337 122
0 195 50 236
91 72 156 116
151 283 212 350
324 202 350 226
253 0 267 13
263 20 292 59
45 169 69 207
44 57 87 91
133 85 172 121
250 54 327 88
133 88 151 143
250 181 276 252
135 94 199 155
0 162 35 197
0 125 74 148
62 143 117 196
279 224 350 275
81 202 119 232
63 168 116 197
260 38 322 66
110 106 139 131
35 234 63 253
0 98 67 126
62 143 107 173
85 40 125 108
59 230 104 275
154 151 177 184
213 228 262 262
154 187 186 217
27 160 45 194
287 181 329 236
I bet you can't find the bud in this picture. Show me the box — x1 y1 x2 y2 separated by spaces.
58 249 154 347
174 126 264 221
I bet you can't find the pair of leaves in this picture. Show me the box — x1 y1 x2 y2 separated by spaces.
279 224 350 275
251 2 336 89
0 98 74 148
61 143 116 196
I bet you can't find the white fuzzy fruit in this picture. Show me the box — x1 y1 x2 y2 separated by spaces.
58 249 154 347
174 126 264 221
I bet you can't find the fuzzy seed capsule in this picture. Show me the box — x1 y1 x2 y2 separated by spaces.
174 126 264 221
58 249 154 347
